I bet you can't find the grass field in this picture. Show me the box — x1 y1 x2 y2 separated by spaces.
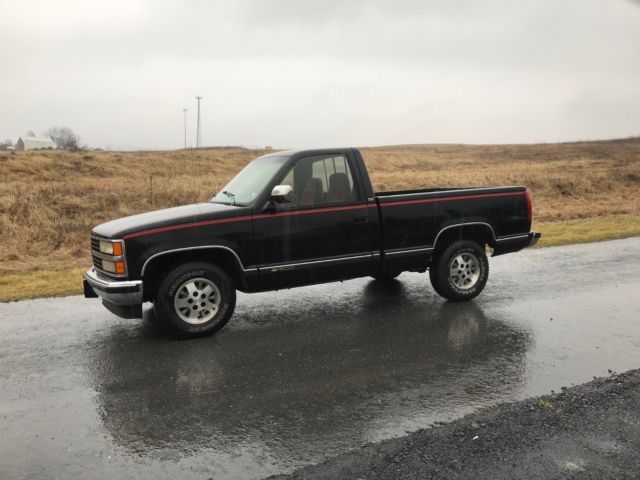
1 138 639 302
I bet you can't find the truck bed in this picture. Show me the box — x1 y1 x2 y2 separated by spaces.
374 185 524 198
370 184 532 274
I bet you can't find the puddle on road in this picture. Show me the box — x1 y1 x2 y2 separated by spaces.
82 274 640 477
85 285 532 465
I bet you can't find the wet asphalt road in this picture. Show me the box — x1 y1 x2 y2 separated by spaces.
1 238 640 479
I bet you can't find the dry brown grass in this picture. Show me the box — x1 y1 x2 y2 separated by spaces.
1 138 639 301
0 147 268 275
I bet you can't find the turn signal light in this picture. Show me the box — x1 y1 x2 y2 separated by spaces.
115 261 126 274
112 242 123 256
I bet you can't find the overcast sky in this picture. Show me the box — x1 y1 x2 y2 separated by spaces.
1 0 639 150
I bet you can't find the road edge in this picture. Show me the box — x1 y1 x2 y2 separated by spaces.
270 368 640 479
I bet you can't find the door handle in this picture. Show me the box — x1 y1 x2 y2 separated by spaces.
353 215 367 222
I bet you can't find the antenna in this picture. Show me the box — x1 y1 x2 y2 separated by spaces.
182 108 187 149
195 96 202 148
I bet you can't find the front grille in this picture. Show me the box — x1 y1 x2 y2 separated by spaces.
92 254 103 270
91 237 102 270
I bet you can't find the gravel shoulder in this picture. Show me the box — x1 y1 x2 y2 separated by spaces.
272 369 640 480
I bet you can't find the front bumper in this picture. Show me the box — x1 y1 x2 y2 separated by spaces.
83 267 143 319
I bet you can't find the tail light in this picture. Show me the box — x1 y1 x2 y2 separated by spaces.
524 190 533 220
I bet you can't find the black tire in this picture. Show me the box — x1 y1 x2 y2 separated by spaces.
154 262 236 337
429 240 489 302
371 271 401 282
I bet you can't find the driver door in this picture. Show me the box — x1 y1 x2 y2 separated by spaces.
253 152 374 290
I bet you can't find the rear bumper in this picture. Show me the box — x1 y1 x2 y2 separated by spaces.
83 267 143 319
528 231 541 247
492 231 541 256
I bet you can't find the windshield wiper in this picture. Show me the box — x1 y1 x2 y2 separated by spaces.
221 190 236 206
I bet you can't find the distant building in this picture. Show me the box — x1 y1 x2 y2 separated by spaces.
15 136 57 151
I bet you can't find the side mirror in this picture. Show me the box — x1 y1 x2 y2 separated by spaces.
270 185 293 203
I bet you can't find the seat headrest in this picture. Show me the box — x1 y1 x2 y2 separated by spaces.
300 177 324 206
328 173 352 203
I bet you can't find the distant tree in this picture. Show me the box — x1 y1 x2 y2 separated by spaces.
0 138 13 150
26 131 36 137
46 126 80 151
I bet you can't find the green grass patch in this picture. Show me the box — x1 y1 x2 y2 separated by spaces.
0 267 86 303
534 214 640 248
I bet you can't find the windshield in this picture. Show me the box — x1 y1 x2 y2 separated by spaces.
210 155 288 206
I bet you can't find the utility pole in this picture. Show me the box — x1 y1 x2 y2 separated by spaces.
195 96 202 148
182 108 187 149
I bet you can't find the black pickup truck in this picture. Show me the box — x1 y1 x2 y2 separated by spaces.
84 148 540 337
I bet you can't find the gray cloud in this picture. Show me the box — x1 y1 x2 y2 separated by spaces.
1 0 639 149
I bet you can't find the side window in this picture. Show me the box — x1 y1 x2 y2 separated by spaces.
281 168 294 190
279 154 358 207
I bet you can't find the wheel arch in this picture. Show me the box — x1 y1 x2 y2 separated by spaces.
432 222 496 255
141 247 248 301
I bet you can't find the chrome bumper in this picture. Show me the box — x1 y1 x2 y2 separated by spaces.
83 267 143 319
528 232 541 247
492 231 542 256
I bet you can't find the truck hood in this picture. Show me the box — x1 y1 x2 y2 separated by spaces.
92 202 244 239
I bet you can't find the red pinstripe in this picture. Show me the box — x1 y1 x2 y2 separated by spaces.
122 191 524 239
378 191 524 208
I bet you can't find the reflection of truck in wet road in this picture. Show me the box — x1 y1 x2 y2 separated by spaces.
84 148 540 337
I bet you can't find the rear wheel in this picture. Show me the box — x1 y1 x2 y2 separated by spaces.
154 262 236 337
429 240 488 301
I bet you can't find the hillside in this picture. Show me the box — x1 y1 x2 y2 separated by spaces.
1 138 639 300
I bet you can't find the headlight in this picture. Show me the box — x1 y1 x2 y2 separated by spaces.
101 260 126 274
100 240 123 256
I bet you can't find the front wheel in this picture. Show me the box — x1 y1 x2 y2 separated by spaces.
154 262 236 337
429 240 489 302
